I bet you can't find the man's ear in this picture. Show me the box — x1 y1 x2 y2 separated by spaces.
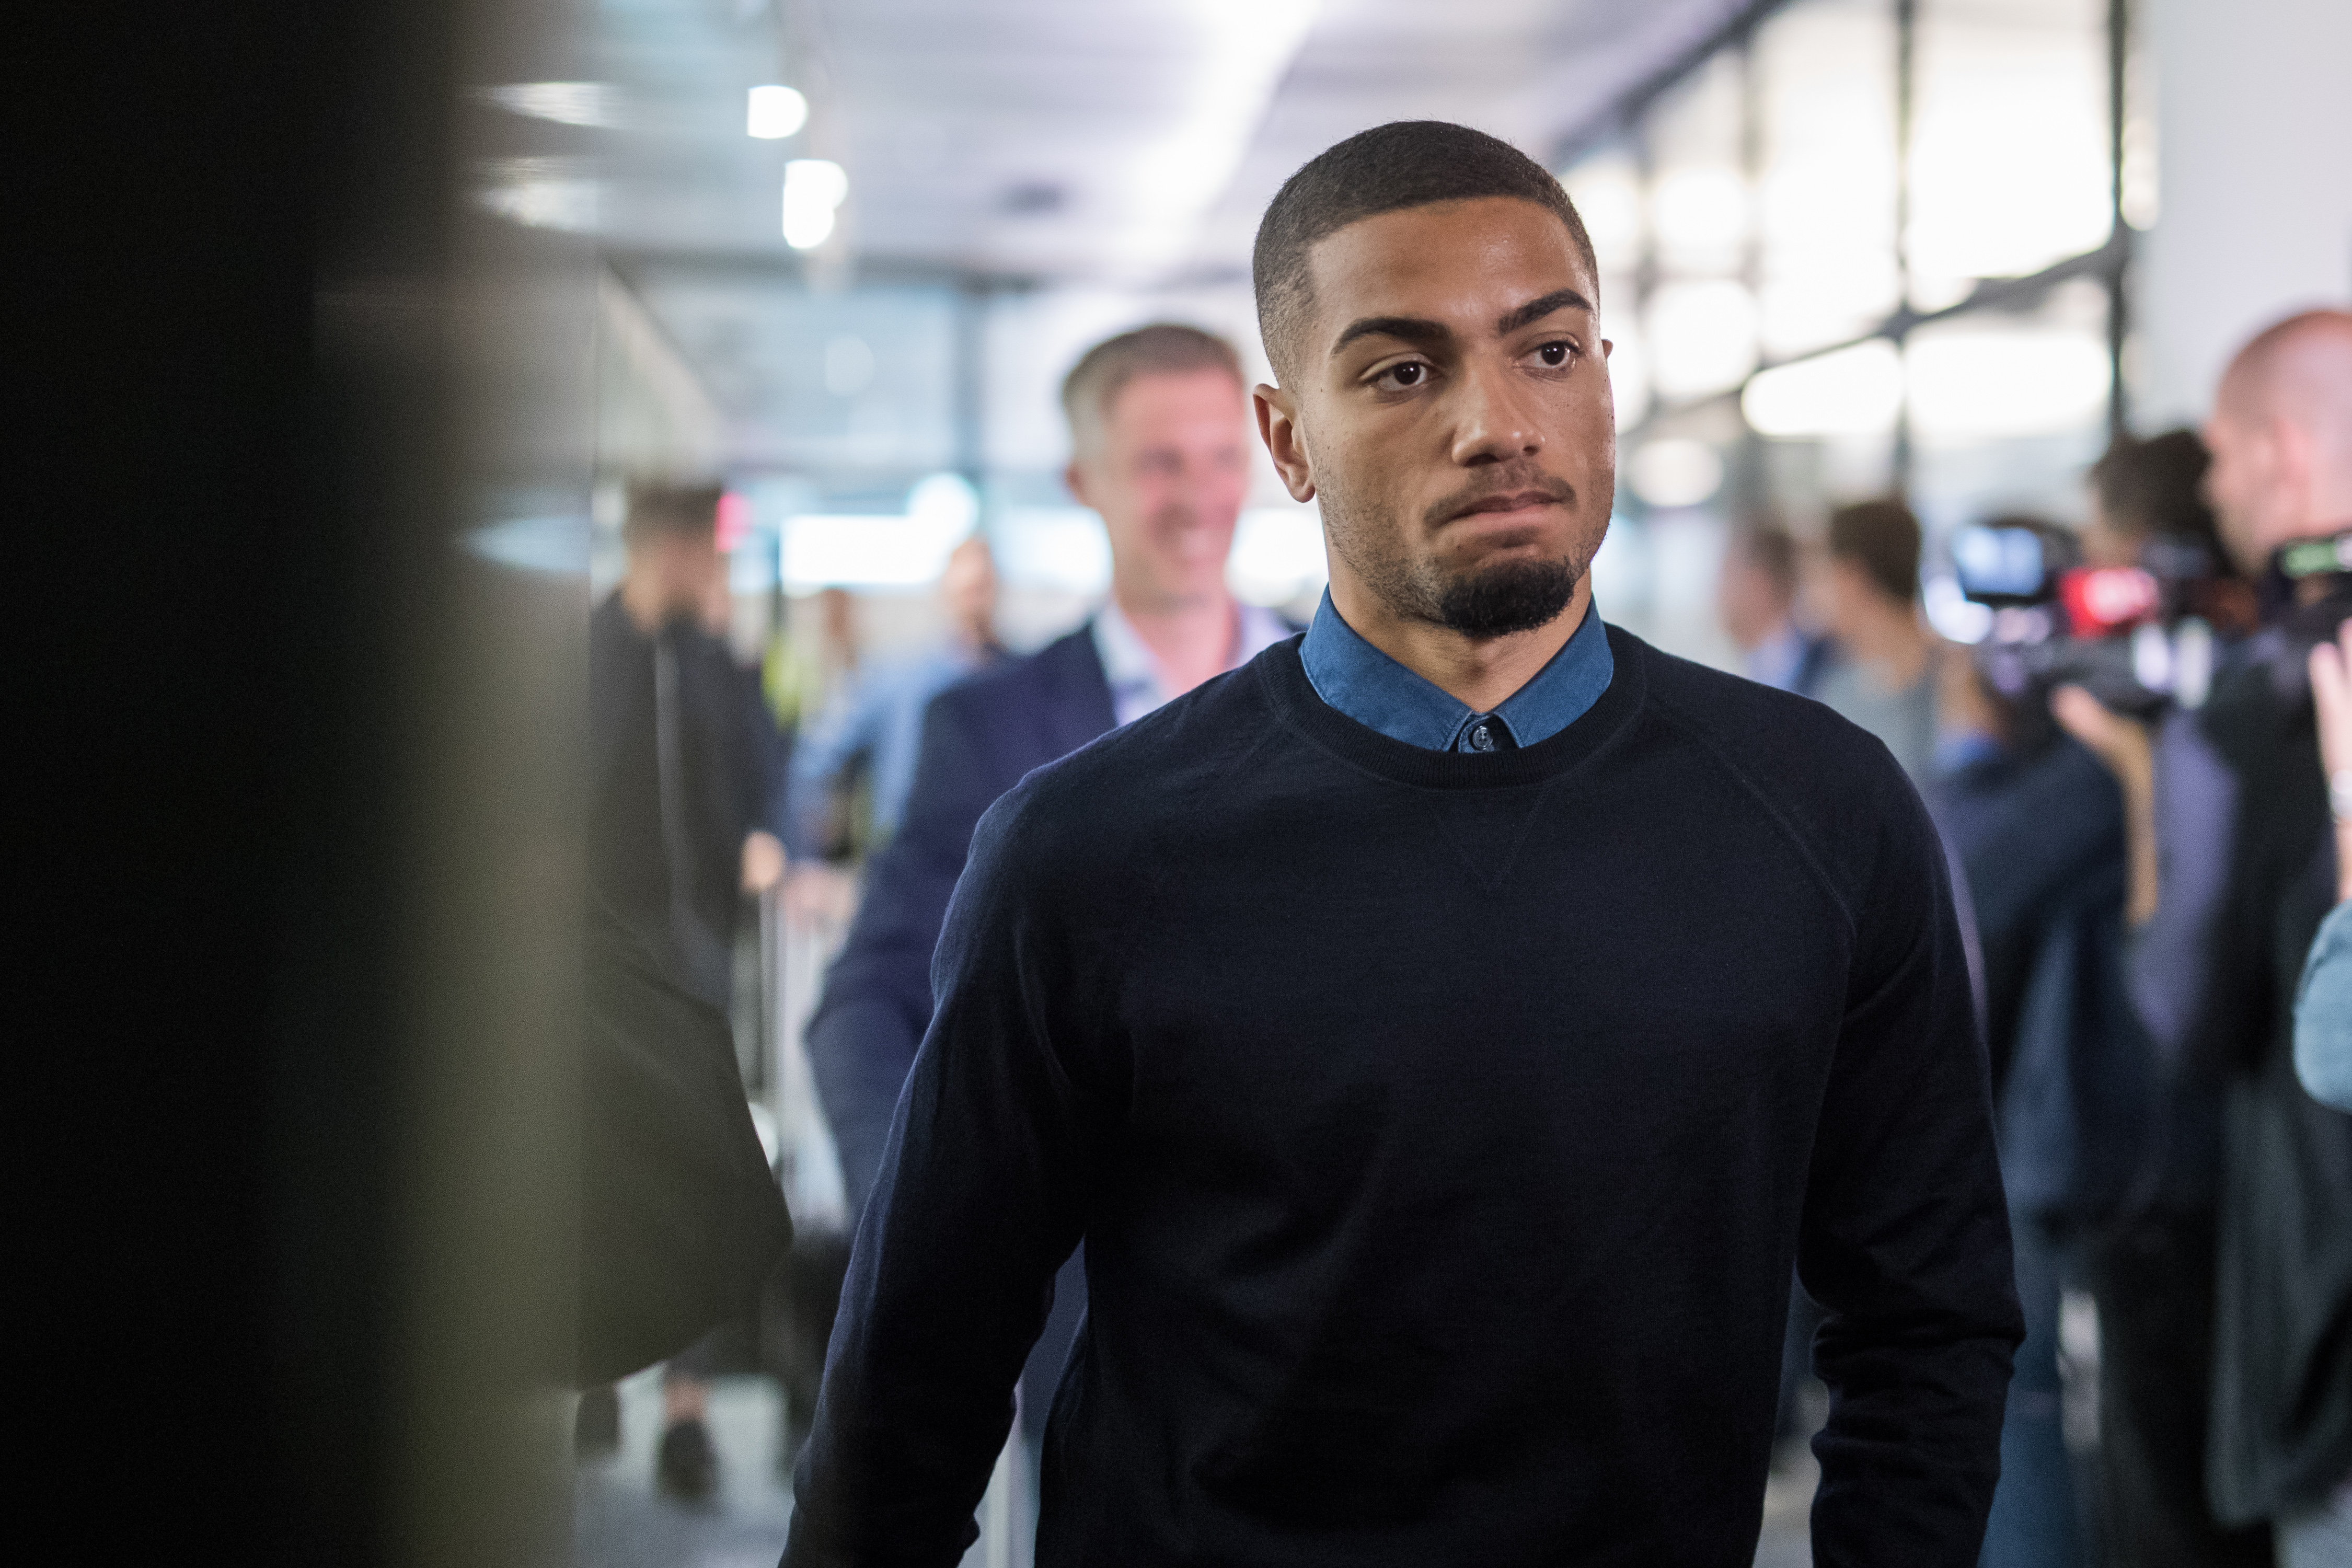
1254 383 1316 504
1064 458 1093 511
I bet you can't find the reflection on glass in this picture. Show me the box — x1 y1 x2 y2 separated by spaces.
1755 0 1899 356
1909 0 2111 299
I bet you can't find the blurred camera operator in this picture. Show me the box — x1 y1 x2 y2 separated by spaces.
1932 513 2132 1568
2055 309 2352 1563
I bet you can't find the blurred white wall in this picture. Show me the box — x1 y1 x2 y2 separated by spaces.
2135 0 2352 425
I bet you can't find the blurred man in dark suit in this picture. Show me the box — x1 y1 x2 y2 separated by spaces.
803 324 1292 1447
584 479 789 1494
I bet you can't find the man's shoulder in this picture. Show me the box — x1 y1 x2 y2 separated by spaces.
1626 630 1899 781
1618 629 1927 895
976 654 1274 851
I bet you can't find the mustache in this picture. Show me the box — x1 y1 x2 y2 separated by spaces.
1422 466 1576 529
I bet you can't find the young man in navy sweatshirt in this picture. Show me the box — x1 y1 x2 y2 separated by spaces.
785 121 2020 1568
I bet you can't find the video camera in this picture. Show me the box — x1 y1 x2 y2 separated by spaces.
1950 522 2223 717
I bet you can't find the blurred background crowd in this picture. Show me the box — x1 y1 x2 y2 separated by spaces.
35 0 2350 1565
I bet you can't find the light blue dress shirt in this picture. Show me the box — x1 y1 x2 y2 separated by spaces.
2294 900 2352 1113
1091 599 1295 728
1298 588 1614 752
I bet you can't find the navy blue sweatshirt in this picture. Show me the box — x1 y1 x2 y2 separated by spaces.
787 626 2019 1567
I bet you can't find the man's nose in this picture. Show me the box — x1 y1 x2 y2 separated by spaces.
1449 359 1543 467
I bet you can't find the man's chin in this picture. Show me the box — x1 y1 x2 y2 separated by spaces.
1433 556 1579 638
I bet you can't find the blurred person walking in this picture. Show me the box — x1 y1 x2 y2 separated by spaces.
586 480 791 1496
1718 519 1831 695
1809 499 1939 783
2056 309 2352 1565
786 122 2018 1568
800 323 1290 1464
781 536 1004 925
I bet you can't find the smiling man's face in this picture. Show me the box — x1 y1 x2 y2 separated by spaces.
1259 195 1615 640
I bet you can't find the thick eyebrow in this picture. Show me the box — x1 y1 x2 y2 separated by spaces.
1330 290 1598 360
1496 288 1594 337
1328 315 1450 359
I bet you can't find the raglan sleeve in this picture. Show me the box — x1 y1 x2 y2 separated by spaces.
1800 758 2024 1567
782 775 1112 1568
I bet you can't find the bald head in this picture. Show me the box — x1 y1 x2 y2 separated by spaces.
2203 309 2352 575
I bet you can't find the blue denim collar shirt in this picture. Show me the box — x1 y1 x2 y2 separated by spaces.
1299 587 1614 752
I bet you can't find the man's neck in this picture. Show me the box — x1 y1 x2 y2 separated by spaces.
1840 602 1931 692
1111 582 1238 697
619 575 674 636
1328 575 1588 714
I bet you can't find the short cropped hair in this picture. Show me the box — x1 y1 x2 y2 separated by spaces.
2089 429 2217 545
1730 520 1801 601
1252 121 1598 382
1826 499 1922 604
1060 324 1243 459
622 480 722 547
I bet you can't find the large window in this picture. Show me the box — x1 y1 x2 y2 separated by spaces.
1562 0 2135 661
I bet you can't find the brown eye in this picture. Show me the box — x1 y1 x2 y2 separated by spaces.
1387 362 1425 388
1537 341 1570 367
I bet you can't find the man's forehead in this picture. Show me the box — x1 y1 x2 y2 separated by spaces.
1305 198 1594 325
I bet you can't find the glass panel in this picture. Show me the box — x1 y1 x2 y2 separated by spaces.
1909 0 2112 303
1904 276 2112 444
1753 0 1900 359
1905 279 2112 533
1644 50 1747 279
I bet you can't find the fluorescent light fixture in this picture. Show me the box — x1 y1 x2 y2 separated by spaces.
1114 0 1320 271
465 515 590 574
905 472 981 534
783 158 848 249
475 157 602 232
993 508 1112 595
1627 439 1725 509
1905 327 2109 440
775 474 978 591
747 84 807 140
484 82 622 129
1742 339 1903 437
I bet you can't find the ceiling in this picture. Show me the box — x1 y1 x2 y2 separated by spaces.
570 0 1757 281
494 0 1762 475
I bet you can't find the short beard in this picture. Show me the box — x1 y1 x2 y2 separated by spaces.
1434 555 1580 636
